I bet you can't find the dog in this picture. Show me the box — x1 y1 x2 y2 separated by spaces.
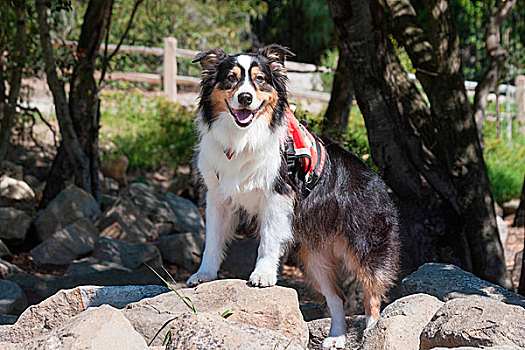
186 44 400 349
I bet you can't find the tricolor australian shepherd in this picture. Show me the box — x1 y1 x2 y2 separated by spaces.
186 45 400 349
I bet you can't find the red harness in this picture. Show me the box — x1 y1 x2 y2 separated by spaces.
283 108 327 195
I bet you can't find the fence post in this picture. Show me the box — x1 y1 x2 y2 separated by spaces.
163 37 177 102
517 75 525 133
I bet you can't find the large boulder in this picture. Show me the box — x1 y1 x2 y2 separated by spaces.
92 236 162 269
402 263 525 308
6 266 173 305
221 237 258 279
0 281 27 315
420 295 525 350
10 285 169 342
30 218 99 267
154 232 204 271
307 316 366 350
165 312 303 350
122 279 309 348
361 293 443 350
164 192 204 233
34 185 101 242
0 208 31 242
0 240 12 259
19 305 148 350
97 183 176 243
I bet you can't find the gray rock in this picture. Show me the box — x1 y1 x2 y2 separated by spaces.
122 279 309 347
307 316 366 350
93 236 162 269
0 259 24 279
6 265 171 305
66 257 132 276
420 295 525 350
503 198 520 215
10 284 169 342
0 177 34 200
0 281 27 315
0 208 31 242
430 346 516 350
154 232 204 270
221 237 258 279
97 183 176 243
165 312 303 350
164 192 204 233
0 315 17 325
361 294 444 350
30 218 99 267
402 263 525 308
34 185 101 242
19 305 148 349
0 240 11 259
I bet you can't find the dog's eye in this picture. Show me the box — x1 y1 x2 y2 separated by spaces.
255 75 265 83
227 74 237 83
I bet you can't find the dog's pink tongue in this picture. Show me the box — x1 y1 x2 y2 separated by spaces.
234 109 252 123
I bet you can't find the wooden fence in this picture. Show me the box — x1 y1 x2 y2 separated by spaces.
53 38 332 103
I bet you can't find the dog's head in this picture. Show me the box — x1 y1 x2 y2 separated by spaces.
193 45 294 130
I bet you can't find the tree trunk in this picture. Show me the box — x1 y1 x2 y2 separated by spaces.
473 0 516 140
514 176 525 227
327 0 510 287
0 3 27 161
322 46 354 136
38 0 114 207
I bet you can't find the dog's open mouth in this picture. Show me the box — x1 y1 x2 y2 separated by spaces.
225 100 264 127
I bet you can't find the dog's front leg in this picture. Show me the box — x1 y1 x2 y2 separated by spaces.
187 191 235 287
249 194 294 287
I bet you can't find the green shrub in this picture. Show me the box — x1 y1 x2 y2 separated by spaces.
100 91 197 169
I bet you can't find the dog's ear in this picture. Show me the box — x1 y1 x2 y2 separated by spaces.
259 44 295 73
192 48 227 76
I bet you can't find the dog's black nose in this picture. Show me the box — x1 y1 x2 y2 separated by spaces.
238 92 252 107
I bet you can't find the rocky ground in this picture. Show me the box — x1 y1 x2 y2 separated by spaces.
0 124 523 349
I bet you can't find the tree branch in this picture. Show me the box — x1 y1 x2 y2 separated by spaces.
35 0 88 172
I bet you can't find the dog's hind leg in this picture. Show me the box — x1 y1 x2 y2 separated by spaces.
187 191 237 287
249 193 294 287
301 247 346 350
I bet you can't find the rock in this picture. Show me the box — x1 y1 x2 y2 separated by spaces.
97 183 176 243
154 232 204 270
93 237 162 269
7 266 173 305
503 198 520 215
19 305 148 349
420 295 525 350
512 250 523 289
165 312 303 350
0 240 11 259
494 202 504 217
0 259 24 279
430 347 516 350
100 194 117 212
0 177 34 200
0 281 27 315
66 257 132 276
34 185 101 242
496 216 508 244
30 219 99 267
0 314 17 325
402 263 525 308
100 156 128 187
10 284 169 342
361 294 443 350
123 279 309 347
0 208 31 242
164 192 204 233
221 237 258 279
307 316 366 350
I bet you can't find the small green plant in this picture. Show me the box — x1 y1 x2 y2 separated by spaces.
219 308 235 319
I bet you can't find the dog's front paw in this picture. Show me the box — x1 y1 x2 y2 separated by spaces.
322 335 346 350
186 272 216 287
248 270 277 287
